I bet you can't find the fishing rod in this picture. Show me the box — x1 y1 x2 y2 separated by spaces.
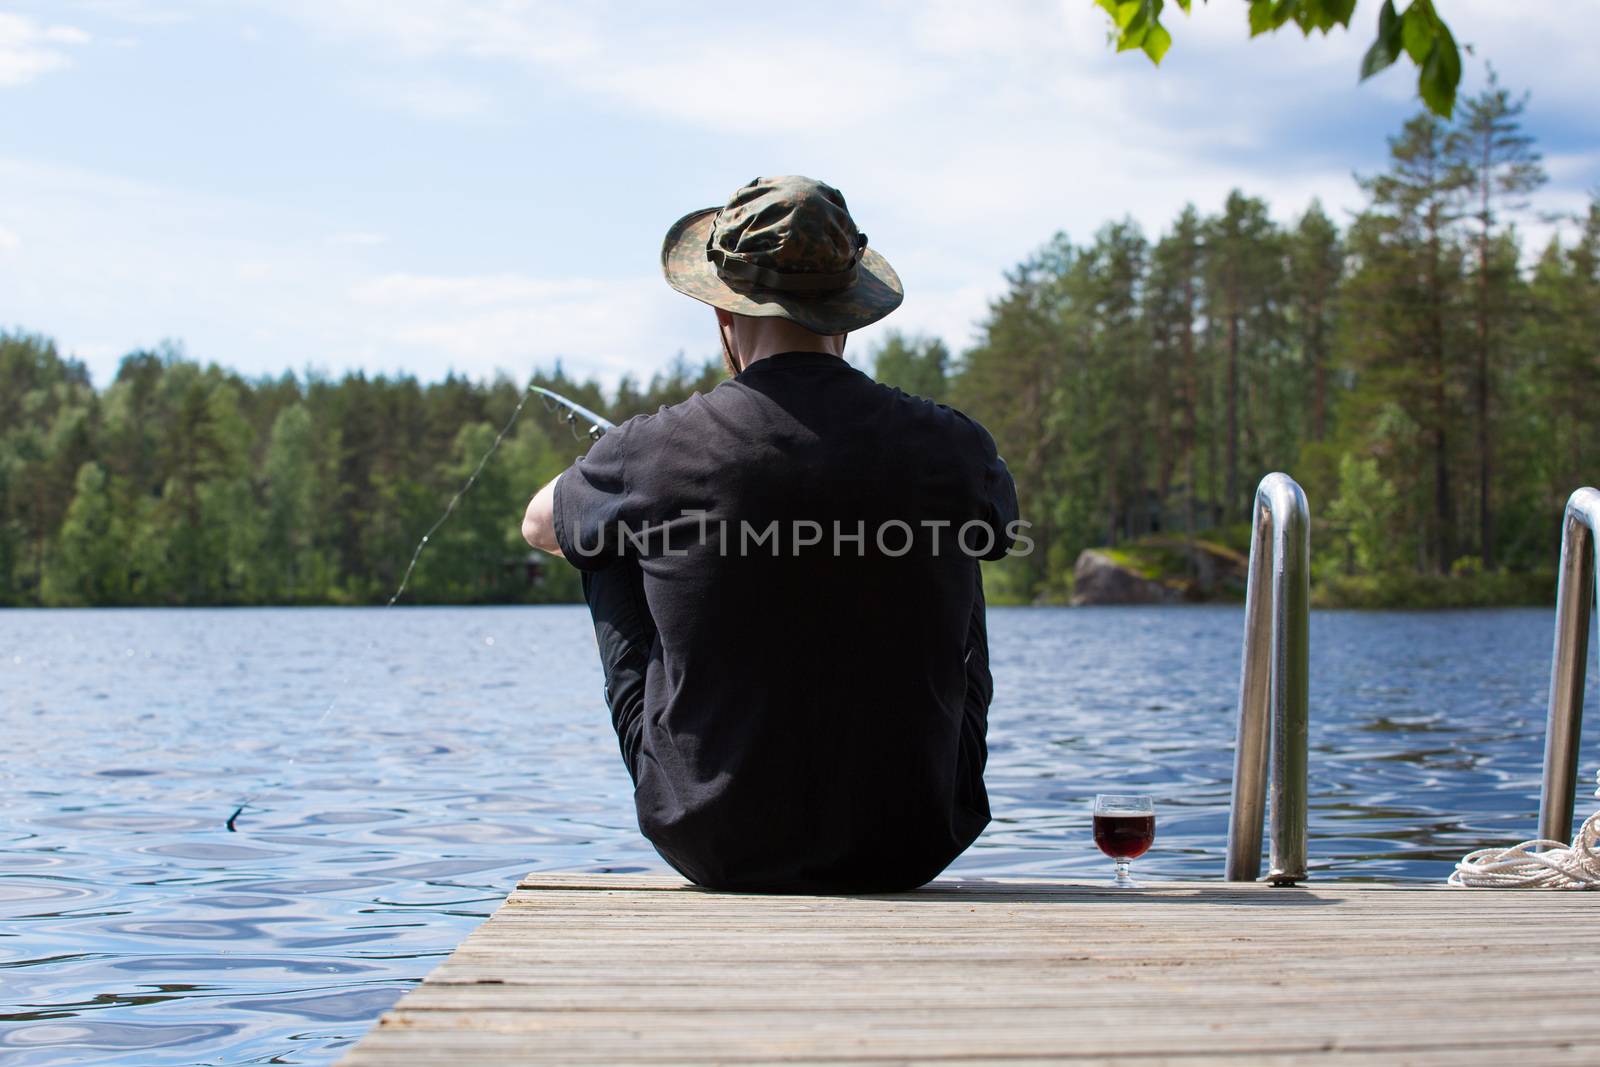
225 379 615 831
531 385 614 440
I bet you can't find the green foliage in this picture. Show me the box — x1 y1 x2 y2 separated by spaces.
869 332 950 403
0 334 720 607
1250 0 1356 35
4 90 1580 613
954 93 1581 608
260 404 331 601
41 463 128 605
1099 0 1462 117
1314 568 1553 609
1095 0 1177 62
1360 0 1460 117
1325 454 1404 575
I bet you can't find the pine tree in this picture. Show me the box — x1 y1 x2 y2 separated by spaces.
870 332 950 403
1523 198 1600 509
1146 207 1206 535
262 403 325 601
1289 202 1343 442
1453 69 1545 568
41 462 128 605
1204 192 1284 517
1083 220 1149 542
954 234 1075 598
1352 113 1472 571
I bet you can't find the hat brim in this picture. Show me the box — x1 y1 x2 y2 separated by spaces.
661 207 903 335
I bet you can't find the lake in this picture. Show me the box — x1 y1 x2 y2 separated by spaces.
1 605 1590 1065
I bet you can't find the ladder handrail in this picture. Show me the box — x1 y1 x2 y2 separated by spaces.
1226 473 1311 884
1537 487 1600 845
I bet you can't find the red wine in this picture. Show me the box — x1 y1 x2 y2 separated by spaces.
1093 813 1155 859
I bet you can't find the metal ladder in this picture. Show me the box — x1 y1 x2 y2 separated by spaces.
1226 473 1310 885
1221 480 1599 878
1538 487 1600 845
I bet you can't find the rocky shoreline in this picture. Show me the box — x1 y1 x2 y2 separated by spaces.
1070 537 1249 606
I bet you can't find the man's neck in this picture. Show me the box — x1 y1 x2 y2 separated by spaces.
734 328 847 371
722 312 847 373
739 345 843 371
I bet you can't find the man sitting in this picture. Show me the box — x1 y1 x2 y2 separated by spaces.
521 176 1019 893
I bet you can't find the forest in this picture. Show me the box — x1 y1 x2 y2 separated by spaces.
3 82 1595 609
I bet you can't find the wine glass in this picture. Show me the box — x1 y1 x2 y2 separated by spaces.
1093 794 1155 887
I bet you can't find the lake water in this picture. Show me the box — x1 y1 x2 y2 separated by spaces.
1 605 1592 1065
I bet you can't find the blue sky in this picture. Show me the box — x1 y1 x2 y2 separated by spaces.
2 1 1596 388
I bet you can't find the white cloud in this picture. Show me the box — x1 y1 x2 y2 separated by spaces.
355 75 498 121
586 46 931 137
328 230 387 247
283 0 597 64
234 259 276 281
69 1 189 27
903 0 1079 59
851 280 998 365
276 0 948 135
5 0 1596 390
0 154 716 387
348 272 710 381
1544 149 1600 187
0 13 90 87
0 224 19 251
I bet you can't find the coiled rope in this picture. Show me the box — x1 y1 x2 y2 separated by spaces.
1449 769 1600 888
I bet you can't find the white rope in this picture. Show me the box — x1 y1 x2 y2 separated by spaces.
1449 768 1600 889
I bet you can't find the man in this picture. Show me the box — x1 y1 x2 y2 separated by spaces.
521 176 1019 893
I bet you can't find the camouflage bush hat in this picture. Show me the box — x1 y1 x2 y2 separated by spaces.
661 175 903 335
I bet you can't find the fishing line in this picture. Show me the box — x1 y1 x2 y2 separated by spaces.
226 380 611 830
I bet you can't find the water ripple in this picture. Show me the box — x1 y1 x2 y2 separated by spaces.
0 604 1589 1065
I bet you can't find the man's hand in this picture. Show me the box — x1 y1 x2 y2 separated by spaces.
520 474 564 556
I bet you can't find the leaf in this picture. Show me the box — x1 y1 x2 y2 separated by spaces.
1248 0 1279 36
1114 24 1148 55
1116 0 1152 31
1095 0 1136 31
1400 1 1438 65
1142 20 1173 62
1244 0 1355 38
1298 0 1356 33
1109 0 1167 58
1417 22 1461 117
1359 0 1402 81
1374 0 1400 37
1098 0 1191 64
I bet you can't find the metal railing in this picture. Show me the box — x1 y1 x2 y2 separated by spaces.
1226 473 1311 885
1537 487 1600 845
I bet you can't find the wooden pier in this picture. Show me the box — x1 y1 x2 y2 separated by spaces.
340 872 1596 1065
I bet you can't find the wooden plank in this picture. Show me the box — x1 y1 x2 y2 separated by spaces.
340 875 1600 1066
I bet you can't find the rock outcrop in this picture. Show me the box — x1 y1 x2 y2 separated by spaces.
1070 550 1180 606
1070 538 1249 606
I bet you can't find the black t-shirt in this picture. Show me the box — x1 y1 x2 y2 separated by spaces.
553 351 1019 891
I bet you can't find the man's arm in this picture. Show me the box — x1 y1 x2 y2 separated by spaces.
520 473 564 556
